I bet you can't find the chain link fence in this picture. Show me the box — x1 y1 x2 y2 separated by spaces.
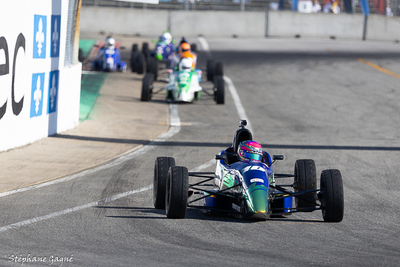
82 0 399 16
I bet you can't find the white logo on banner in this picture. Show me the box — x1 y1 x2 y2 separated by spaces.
34 75 42 114
49 73 56 110
52 18 59 55
35 18 45 57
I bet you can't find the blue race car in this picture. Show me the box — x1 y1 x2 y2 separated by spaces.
131 32 175 80
153 120 344 222
92 37 127 72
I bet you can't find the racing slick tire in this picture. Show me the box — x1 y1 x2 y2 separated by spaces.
294 159 317 210
153 157 176 209
191 43 197 53
147 57 158 81
215 62 223 76
166 166 189 219
130 51 138 73
136 53 146 74
207 60 214 82
78 49 84 62
132 43 138 53
320 169 344 222
214 75 225 104
142 42 149 58
141 73 154 101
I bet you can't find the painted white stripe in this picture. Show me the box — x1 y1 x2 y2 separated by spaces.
0 104 181 199
189 159 215 172
198 36 210 53
223 76 252 132
0 159 214 232
0 185 152 233
197 36 252 132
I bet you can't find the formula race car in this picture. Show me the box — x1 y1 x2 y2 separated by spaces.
130 31 175 78
153 120 344 222
91 37 127 72
141 57 224 104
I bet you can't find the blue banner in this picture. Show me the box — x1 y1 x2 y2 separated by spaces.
292 0 299 11
359 0 370 15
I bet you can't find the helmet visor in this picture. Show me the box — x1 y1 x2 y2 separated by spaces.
240 150 262 162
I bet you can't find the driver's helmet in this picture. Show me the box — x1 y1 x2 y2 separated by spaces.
178 57 192 71
161 32 172 45
238 140 263 162
104 37 115 49
180 42 191 53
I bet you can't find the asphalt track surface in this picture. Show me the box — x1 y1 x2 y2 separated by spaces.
1 37 400 266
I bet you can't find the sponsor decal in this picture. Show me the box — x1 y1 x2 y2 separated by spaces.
33 15 47 59
242 165 265 174
50 15 61 58
250 178 264 183
47 70 58 114
232 203 241 212
30 73 45 117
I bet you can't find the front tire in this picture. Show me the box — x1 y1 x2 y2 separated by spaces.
320 169 344 222
166 166 189 219
294 159 317 210
153 157 175 209
141 73 154 101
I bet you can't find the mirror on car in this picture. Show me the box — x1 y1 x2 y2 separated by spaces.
215 154 224 160
273 155 284 161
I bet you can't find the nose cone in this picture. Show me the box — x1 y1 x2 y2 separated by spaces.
246 185 269 220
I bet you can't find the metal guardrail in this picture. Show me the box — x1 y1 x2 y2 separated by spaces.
81 0 399 16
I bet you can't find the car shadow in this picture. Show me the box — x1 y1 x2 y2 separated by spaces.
96 205 321 223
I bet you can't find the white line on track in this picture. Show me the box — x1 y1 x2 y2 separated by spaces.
0 185 152 233
197 36 252 132
0 104 181 199
0 38 249 232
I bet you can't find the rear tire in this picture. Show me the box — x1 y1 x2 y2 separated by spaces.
207 60 214 82
153 157 175 209
320 169 344 222
142 42 149 58
141 73 154 101
214 75 225 104
166 166 189 218
294 159 317 210
147 57 158 81
130 51 138 73
136 53 146 74
191 43 197 53
215 62 223 76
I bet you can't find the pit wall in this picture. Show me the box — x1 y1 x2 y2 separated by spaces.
0 0 81 152
80 7 400 41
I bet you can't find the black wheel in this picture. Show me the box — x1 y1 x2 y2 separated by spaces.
78 48 84 62
136 53 146 74
191 43 197 53
130 51 138 72
142 42 149 58
141 73 154 101
294 159 317 210
320 169 344 222
207 59 214 82
132 43 138 53
146 57 158 81
194 91 200 101
215 62 223 76
153 157 175 209
165 166 189 219
214 75 224 104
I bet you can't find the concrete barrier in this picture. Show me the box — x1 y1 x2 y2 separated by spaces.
80 6 400 41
